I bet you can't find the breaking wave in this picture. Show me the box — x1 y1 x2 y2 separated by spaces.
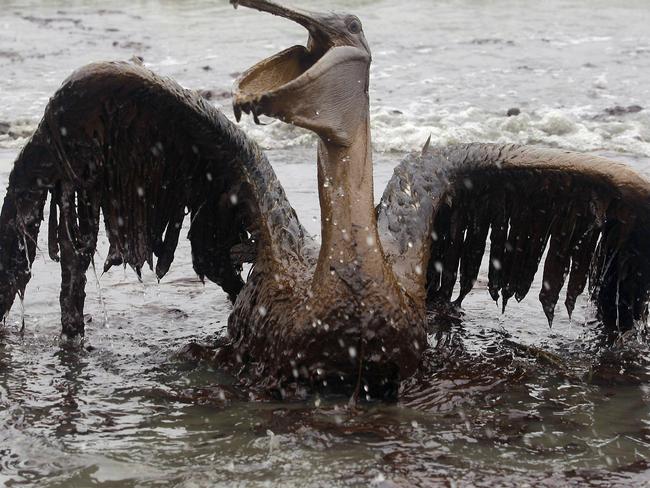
238 103 650 156
2 103 648 157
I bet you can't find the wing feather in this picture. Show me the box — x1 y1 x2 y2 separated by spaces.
378 143 650 331
0 61 306 333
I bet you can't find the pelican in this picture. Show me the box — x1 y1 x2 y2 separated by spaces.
1 0 649 397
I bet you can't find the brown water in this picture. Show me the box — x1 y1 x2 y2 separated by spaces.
2 146 650 486
2 0 650 486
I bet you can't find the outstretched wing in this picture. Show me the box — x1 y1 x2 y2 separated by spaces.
0 61 306 335
378 143 650 330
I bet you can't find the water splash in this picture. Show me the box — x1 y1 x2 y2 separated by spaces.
91 260 109 328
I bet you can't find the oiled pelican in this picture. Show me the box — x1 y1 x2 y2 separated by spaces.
1 0 649 397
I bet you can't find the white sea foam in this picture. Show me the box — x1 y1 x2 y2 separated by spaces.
2 105 649 157
0 119 36 150
232 104 650 156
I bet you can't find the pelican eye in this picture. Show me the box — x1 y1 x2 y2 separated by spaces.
346 17 362 34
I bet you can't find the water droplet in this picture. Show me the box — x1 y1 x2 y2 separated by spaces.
348 346 357 358
60 127 67 136
415 264 423 275
258 306 267 317
492 259 502 271
230 194 238 205
366 235 375 246
137 186 144 197
206 172 213 181
434 261 443 273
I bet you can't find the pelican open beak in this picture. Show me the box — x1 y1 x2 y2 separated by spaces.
231 0 371 140
232 0 335 54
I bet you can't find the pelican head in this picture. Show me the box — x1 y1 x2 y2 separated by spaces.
232 0 372 146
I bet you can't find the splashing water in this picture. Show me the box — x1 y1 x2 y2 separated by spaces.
91 260 109 328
